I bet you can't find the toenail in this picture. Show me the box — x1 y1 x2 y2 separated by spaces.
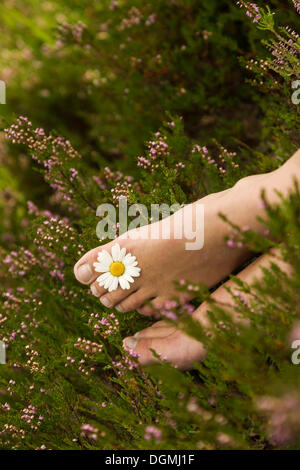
115 304 124 312
75 263 93 283
91 285 100 297
123 337 138 351
100 296 112 308
134 331 140 338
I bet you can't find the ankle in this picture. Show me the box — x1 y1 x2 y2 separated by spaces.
220 172 274 234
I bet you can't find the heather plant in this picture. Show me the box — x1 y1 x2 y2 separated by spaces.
0 0 297 202
0 0 300 450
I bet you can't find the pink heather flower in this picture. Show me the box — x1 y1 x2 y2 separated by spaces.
144 425 162 442
69 168 78 182
184 303 195 315
236 1 261 23
176 162 185 169
164 300 177 310
110 1 118 10
80 423 98 440
293 0 300 14
191 144 201 154
145 14 156 26
81 424 94 432
27 200 38 215
162 310 178 321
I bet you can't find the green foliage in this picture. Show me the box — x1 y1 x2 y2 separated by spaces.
0 0 299 450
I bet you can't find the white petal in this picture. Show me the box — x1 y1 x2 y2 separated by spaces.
123 256 137 267
109 276 119 292
94 261 109 273
119 247 127 261
126 266 141 277
123 274 134 283
104 275 114 290
112 244 121 261
123 253 136 263
97 272 111 286
119 276 130 290
96 249 113 268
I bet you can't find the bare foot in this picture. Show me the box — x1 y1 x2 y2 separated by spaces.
74 192 251 315
123 249 291 369
74 151 299 315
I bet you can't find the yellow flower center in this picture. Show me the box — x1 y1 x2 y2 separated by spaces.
109 261 125 277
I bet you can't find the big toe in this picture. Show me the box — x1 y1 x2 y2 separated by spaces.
74 245 104 285
123 328 206 370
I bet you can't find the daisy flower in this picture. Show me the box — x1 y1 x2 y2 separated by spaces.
93 243 141 292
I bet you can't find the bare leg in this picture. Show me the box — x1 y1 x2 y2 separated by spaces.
123 249 291 370
74 150 300 314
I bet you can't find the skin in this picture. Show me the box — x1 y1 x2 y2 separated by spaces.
123 249 291 369
74 199 251 315
74 149 300 368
